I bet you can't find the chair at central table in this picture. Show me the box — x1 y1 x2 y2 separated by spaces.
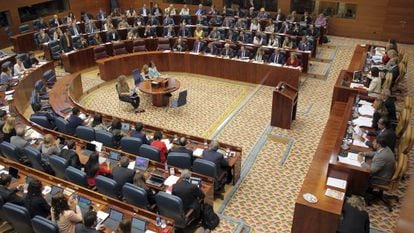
138 77 180 107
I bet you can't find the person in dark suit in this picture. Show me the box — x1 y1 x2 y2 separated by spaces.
131 122 149 144
202 140 230 190
67 107 86 134
152 3 163 16
60 30 74 53
274 8 286 21
162 15 175 26
69 22 81 37
139 4 149 17
75 210 105 233
193 38 205 53
390 63 400 86
172 37 188 52
365 117 396 151
172 170 204 219
106 27 120 42
112 156 135 189
195 4 206 15
381 89 397 122
49 15 62 28
268 49 286 64
221 43 235 58
237 45 251 59
337 195 370 233
163 25 176 37
170 137 193 161
133 172 155 205
204 42 219 55
143 25 157 38
147 15 160 26
60 140 83 169
36 17 48 30
358 136 395 186
278 21 291 34
24 178 51 218
298 36 311 51
0 173 24 205
31 102 55 127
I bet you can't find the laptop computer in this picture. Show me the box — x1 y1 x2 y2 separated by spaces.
83 143 97 156
134 156 149 171
108 151 121 167
145 173 166 187
131 217 147 233
102 208 124 230
78 195 92 216
46 185 64 204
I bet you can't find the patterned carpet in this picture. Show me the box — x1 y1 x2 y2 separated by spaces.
73 36 414 233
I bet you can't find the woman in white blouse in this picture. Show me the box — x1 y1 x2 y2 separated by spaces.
367 68 382 97
250 19 261 32
268 34 280 47
180 5 190 15
13 58 26 75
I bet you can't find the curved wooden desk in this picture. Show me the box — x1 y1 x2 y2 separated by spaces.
97 51 301 88
139 78 180 107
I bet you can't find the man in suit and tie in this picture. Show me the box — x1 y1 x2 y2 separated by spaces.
381 89 397 122
85 20 98 34
178 23 191 37
97 9 106 21
170 137 193 161
202 140 231 189
163 25 175 37
69 22 81 37
112 156 135 189
193 37 204 53
195 4 206 15
162 15 175 26
358 136 395 186
172 170 204 219
221 43 234 58
173 36 188 52
365 117 397 151
60 30 74 52
237 45 250 59
208 27 221 40
106 27 119 42
139 4 149 17
268 49 286 64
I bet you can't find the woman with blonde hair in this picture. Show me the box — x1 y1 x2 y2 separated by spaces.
2 116 16 143
38 134 61 162
337 195 370 233
116 75 143 113
141 64 151 80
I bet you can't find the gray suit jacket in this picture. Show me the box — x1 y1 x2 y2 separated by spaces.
365 147 395 185
10 136 29 151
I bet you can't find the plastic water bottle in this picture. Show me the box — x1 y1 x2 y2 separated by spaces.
156 216 161 226
164 162 168 172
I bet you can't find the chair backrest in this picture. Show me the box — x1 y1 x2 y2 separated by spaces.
398 124 412 154
0 141 20 163
120 136 142 155
155 192 186 228
19 24 31 33
95 130 115 148
30 115 53 129
94 45 109 60
404 96 413 110
95 175 120 199
132 39 147 52
50 45 62 60
49 155 69 179
132 69 143 86
65 166 89 188
113 42 128 55
43 69 57 85
72 36 82 49
23 146 45 172
192 158 217 178
122 183 149 209
31 215 59 233
2 203 34 233
176 90 188 107
157 38 171 51
55 117 70 135
76 126 95 141
167 152 192 169
138 144 161 162
34 80 46 94
396 108 410 137
382 72 393 91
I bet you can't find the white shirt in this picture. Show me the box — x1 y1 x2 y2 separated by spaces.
180 8 190 15
13 63 25 75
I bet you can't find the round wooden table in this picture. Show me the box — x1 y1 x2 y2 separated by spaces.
138 78 180 107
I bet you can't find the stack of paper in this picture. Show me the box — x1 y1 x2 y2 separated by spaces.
352 138 369 148
164 175 179 186
350 83 366 89
338 152 363 167
358 104 375 116
193 148 204 157
352 116 372 127
326 177 347 190
325 188 345 200
127 161 135 170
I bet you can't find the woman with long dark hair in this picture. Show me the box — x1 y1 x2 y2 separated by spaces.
24 178 51 218
84 152 111 187
51 193 82 233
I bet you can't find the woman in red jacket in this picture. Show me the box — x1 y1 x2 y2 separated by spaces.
150 131 168 163
285 53 302 67
84 152 111 187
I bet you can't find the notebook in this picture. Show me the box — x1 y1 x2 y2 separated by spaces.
131 217 147 233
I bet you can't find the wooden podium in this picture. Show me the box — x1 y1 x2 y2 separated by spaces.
271 82 298 129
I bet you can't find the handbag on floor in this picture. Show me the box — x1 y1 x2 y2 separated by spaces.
201 203 220 230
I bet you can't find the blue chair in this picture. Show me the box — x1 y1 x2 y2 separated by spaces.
55 117 72 135
132 68 143 87
34 80 48 98
49 155 69 179
23 146 45 172
2 203 35 233
0 141 21 163
30 115 54 129
95 175 120 199
138 144 161 162
31 215 59 233
76 126 95 141
95 130 115 148
48 40 62 62
155 192 195 229
170 90 187 109
122 183 153 210
193 159 226 192
120 136 142 155
65 166 90 188
42 69 57 88
72 36 82 49
167 152 192 169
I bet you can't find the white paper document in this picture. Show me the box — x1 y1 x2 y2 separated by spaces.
193 148 204 157
338 152 363 167
326 177 347 190
350 83 366 89
352 138 369 148
127 161 135 170
358 105 375 116
161 139 173 151
325 188 345 201
164 175 180 186
352 116 372 127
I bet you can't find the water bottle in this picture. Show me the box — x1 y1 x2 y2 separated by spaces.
164 162 168 172
156 215 161 226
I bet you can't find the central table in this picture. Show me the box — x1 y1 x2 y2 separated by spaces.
138 78 180 107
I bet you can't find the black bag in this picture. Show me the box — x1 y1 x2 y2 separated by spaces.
201 204 219 230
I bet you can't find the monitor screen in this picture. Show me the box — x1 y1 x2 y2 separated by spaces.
109 209 123 221
85 143 96 151
131 217 147 230
135 157 149 170
78 196 92 208
109 151 120 161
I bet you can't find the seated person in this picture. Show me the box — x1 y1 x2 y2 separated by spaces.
60 30 74 53
195 4 206 15
234 18 247 30
131 122 149 144
291 24 302 36
381 89 396 122
37 134 61 163
37 29 50 44
163 25 175 37
208 27 221 40
127 28 139 40
10 126 29 152
226 29 237 42
192 37 205 53
282 36 293 49
85 20 98 34
202 140 231 190
366 67 382 97
298 36 311 51
69 22 81 36
112 156 135 188
75 210 105 233
88 113 106 131
0 110 7 129
51 193 83 232
204 42 219 55
180 5 190 16
237 45 251 59
358 136 395 186
59 140 82 170
147 15 160 26
13 58 26 76
163 15 175 26
172 170 204 220
364 117 396 151
264 19 275 33
165 4 176 16
29 52 40 66
148 61 161 78
250 18 261 32
301 11 313 24
337 195 370 233
177 23 191 37
0 173 24 205
254 47 266 62
109 118 125 146
221 43 235 58
67 107 87 133
116 75 144 113
141 64 151 80
2 116 16 143
31 102 55 126
253 34 264 45
173 36 188 52
133 172 156 204
150 131 168 163
170 137 193 162
24 178 51 218
106 27 120 42
208 15 222 26
278 21 291 34
143 25 157 38
222 17 235 28
0 65 12 85
257 7 269 19
84 152 111 187
194 26 205 39
89 33 103 46
118 18 130 29
152 3 163 16
268 49 286 65
285 53 302 67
